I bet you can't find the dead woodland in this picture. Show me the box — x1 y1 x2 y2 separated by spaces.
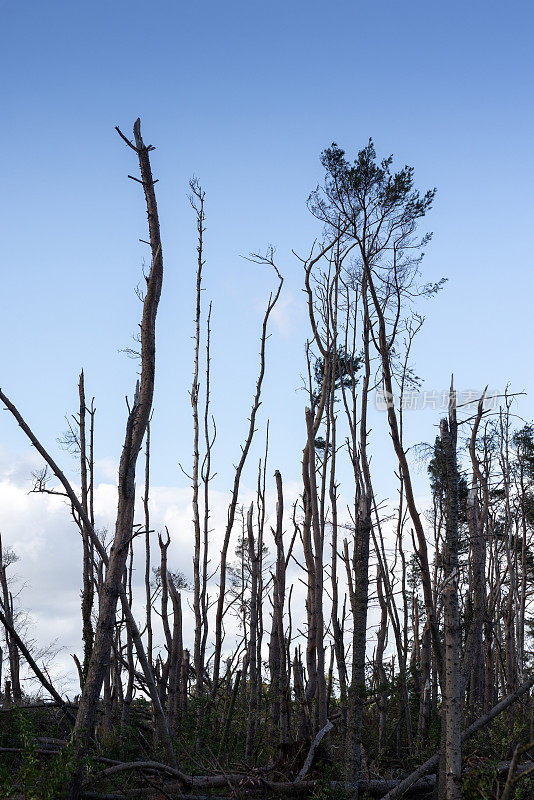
1 119 534 800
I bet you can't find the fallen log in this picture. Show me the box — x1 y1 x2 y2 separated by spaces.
82 761 189 788
84 764 436 796
0 701 78 713
75 759 534 799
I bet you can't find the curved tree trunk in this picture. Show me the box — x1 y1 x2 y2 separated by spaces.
69 118 165 798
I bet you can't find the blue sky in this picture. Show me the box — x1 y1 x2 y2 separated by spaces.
1 0 533 497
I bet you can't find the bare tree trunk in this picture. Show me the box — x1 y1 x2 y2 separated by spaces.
293 647 311 741
0 539 21 702
78 371 94 685
166 578 183 732
190 179 205 697
219 669 242 758
180 649 190 717
270 469 288 743
463 395 488 720
438 387 461 800
417 620 431 750
245 503 259 761
305 407 327 732
327 341 348 723
345 493 371 792
301 431 317 730
143 422 153 670
200 303 214 686
120 544 135 727
70 118 166 796
376 567 389 757
465 487 485 719
255 456 267 737
158 530 172 705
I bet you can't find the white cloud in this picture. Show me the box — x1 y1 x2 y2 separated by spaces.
0 448 411 698
0 449 265 694
0 444 43 487
94 458 119 482
270 290 303 338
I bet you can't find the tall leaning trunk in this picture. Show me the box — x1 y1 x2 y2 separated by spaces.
438 388 462 800
70 119 163 795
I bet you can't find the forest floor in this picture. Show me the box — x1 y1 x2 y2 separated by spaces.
1 698 534 799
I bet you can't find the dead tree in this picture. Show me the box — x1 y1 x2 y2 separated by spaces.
190 178 206 697
200 302 214 685
69 118 166 794
269 469 288 743
438 384 462 800
77 371 94 684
